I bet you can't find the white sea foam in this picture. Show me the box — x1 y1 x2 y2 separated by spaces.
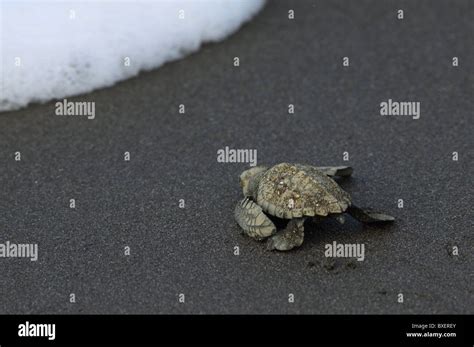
0 0 265 112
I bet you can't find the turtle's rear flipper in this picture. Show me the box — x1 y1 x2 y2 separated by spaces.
266 218 305 251
317 166 353 177
347 205 395 223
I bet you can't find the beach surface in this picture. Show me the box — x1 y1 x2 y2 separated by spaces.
0 0 472 314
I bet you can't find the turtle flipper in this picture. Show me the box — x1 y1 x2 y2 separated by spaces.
316 166 353 177
266 218 305 251
234 198 276 240
347 205 395 223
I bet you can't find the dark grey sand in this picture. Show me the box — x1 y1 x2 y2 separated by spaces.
0 0 472 314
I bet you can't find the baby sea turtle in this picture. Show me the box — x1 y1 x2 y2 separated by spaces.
234 163 394 251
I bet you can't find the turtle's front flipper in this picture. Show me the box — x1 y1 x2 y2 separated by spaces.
347 205 395 223
317 166 353 177
266 218 305 251
234 198 276 241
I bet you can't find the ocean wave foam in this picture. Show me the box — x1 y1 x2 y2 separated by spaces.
0 0 265 112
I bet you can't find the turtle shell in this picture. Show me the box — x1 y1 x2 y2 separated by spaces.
255 163 351 219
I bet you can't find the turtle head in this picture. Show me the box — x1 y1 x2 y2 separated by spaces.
240 166 267 197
